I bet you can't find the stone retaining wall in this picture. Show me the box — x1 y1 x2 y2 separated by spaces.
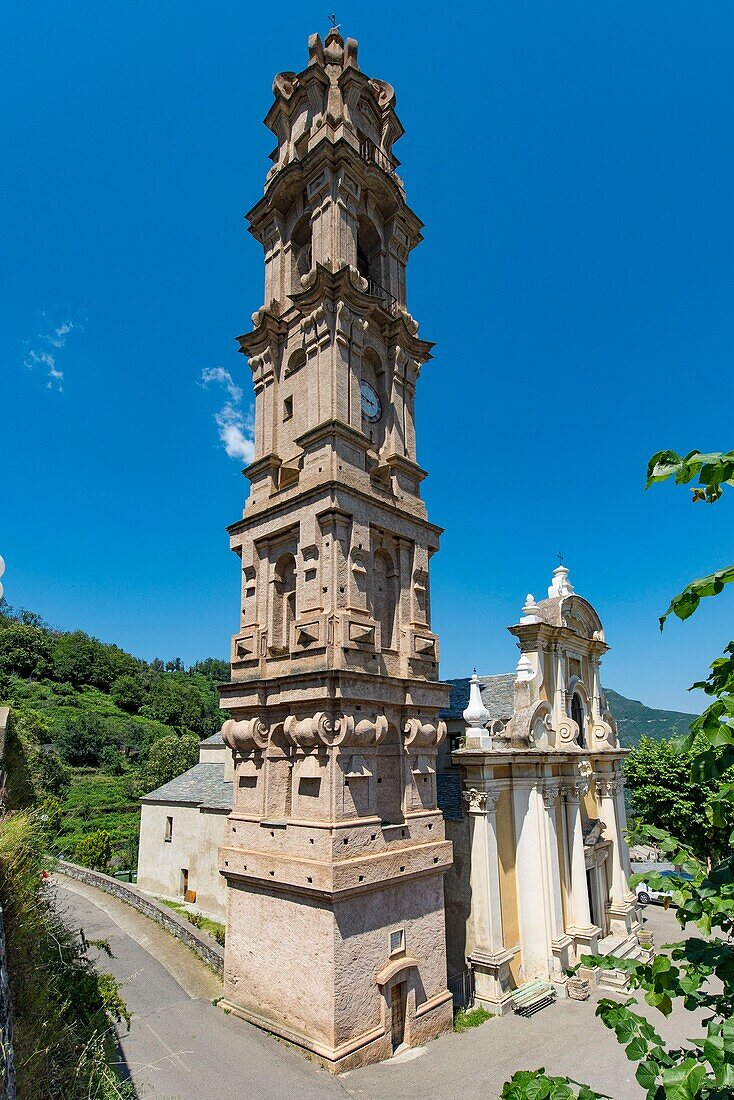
56 861 224 977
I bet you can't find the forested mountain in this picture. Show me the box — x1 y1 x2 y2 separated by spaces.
604 688 697 748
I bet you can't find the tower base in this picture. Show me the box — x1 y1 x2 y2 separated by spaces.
220 873 453 1073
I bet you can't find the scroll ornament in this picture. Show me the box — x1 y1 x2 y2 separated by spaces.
402 717 446 749
221 717 269 753
284 711 388 748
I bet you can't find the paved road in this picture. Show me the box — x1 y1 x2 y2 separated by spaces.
55 878 702 1100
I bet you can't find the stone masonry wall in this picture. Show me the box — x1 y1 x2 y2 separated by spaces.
56 861 224 977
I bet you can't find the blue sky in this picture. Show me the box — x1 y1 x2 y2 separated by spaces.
2 1 733 713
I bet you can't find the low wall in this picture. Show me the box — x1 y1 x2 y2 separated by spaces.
56 861 224 978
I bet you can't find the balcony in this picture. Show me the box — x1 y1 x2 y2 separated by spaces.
366 277 400 314
359 138 398 177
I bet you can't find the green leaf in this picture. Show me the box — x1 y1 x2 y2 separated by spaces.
660 565 734 628
635 1060 659 1092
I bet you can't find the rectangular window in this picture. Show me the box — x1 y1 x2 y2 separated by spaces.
283 396 293 421
389 928 405 956
165 816 173 842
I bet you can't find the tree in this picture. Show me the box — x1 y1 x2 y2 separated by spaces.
503 448 734 1100
624 735 734 865
56 713 106 767
144 732 199 791
74 829 112 872
0 623 52 679
111 673 145 714
190 657 230 682
148 675 214 734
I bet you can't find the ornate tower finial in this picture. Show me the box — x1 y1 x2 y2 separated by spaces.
548 563 574 599
463 671 492 750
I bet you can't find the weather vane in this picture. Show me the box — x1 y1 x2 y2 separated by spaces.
328 13 340 31
557 551 564 566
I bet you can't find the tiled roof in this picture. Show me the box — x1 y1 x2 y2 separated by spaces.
437 772 463 821
141 762 232 811
441 674 517 722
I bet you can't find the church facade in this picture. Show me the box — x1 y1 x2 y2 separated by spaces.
440 565 641 1014
137 28 641 1072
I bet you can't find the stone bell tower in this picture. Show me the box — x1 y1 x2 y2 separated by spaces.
217 28 453 1071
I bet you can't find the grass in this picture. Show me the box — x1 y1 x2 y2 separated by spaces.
0 810 132 1098
453 1005 493 1032
156 897 226 945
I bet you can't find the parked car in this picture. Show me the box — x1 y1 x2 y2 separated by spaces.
635 869 694 905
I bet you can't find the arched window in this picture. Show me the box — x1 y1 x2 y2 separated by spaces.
571 691 586 749
373 549 396 651
272 553 297 652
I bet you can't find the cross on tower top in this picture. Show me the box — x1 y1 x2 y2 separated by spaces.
328 12 340 30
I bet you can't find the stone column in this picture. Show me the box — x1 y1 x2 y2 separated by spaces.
542 785 573 979
598 776 638 934
563 780 599 957
513 773 553 982
463 787 513 1014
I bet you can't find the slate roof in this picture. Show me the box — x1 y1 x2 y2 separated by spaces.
200 731 225 746
141 763 232 811
441 673 517 722
437 772 463 821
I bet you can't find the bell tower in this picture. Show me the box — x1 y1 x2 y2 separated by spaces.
217 28 453 1071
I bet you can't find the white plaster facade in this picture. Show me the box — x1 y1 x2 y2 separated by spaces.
137 734 231 918
449 567 642 1013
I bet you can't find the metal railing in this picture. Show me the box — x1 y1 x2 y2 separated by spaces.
447 967 475 1010
359 138 397 177
366 277 400 314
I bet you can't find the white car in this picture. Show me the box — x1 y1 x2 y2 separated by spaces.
635 869 694 905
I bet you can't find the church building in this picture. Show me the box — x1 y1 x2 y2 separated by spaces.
136 27 641 1071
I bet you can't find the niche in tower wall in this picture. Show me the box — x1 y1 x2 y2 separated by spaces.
371 543 399 653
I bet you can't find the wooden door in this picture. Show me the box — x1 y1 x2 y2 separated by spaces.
391 982 406 1052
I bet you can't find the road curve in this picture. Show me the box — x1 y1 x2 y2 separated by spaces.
54 876 347 1100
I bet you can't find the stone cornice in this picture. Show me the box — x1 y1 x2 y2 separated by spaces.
247 138 422 242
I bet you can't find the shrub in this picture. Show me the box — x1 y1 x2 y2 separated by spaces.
75 829 113 872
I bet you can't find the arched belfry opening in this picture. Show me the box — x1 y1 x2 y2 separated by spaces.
291 212 312 290
571 690 586 749
357 215 382 290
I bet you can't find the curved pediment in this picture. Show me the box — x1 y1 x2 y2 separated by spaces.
560 595 604 642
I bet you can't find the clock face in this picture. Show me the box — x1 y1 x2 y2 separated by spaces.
360 380 382 424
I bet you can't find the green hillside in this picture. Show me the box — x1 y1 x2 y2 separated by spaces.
604 688 697 748
0 601 229 870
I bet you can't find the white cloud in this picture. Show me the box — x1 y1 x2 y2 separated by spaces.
200 368 255 463
23 314 82 392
